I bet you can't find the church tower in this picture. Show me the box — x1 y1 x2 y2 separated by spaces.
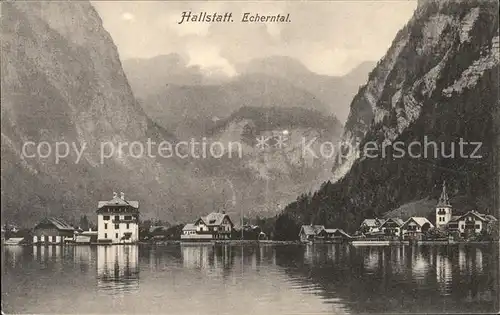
435 181 452 228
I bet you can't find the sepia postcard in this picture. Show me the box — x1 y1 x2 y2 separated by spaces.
1 0 499 314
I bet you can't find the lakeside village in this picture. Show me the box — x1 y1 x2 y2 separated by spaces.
2 182 498 246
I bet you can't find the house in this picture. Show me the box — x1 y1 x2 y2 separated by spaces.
97 192 139 244
182 223 198 236
401 217 434 239
446 215 461 232
181 212 234 240
148 225 171 241
33 217 75 245
380 218 404 236
149 225 170 234
436 181 453 228
359 218 385 235
455 210 498 236
299 225 325 242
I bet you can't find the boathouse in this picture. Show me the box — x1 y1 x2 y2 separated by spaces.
32 217 75 245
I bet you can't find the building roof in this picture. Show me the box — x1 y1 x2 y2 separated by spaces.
485 214 498 222
324 228 352 238
97 196 139 209
34 218 75 231
182 223 197 231
361 219 378 227
81 230 98 236
361 218 385 227
4 237 25 245
149 225 170 233
449 215 461 222
437 181 451 207
200 212 232 227
300 225 325 236
381 218 404 227
403 217 434 228
458 210 498 222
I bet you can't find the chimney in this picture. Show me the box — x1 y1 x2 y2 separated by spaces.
113 191 117 198
120 192 125 200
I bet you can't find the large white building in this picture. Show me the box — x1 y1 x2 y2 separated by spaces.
97 192 139 244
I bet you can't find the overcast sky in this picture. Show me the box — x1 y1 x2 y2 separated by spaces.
93 1 417 76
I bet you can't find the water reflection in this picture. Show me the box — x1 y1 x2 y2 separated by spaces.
1 244 498 314
412 250 429 282
97 245 139 293
436 250 452 295
275 244 498 314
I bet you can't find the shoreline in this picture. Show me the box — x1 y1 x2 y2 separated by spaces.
3 239 498 247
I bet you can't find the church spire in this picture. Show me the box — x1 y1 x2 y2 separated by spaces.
437 181 450 207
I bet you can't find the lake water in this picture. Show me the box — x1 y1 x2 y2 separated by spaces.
1 243 498 314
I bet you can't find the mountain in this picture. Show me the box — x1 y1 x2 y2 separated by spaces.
0 1 219 226
239 56 376 122
195 106 343 218
123 54 230 99
139 73 334 139
274 0 499 239
123 55 374 128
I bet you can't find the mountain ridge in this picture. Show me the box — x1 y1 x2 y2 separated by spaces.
274 0 499 239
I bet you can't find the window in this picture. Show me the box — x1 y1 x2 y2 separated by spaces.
104 233 107 239
104 223 108 229
115 224 119 229
125 215 132 220
103 215 110 220
475 224 480 229
115 233 118 238
461 225 465 229
115 215 120 221
126 223 130 229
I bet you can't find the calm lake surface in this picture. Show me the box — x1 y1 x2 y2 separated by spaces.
2 243 499 314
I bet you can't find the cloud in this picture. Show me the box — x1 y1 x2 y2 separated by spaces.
186 41 236 77
121 12 135 21
162 12 210 36
93 1 417 76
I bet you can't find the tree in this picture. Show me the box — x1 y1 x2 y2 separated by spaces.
425 227 447 240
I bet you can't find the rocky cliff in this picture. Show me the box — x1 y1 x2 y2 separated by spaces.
276 0 499 237
0 1 211 225
0 1 345 226
334 0 498 183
